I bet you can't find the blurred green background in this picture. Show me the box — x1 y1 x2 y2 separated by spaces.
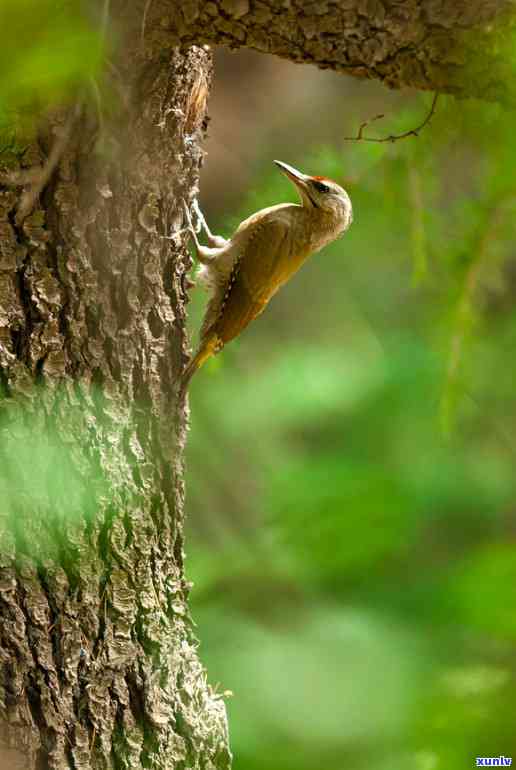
186 51 516 770
0 0 101 160
2 4 516 767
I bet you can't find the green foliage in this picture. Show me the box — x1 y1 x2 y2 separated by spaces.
0 106 33 166
0 386 109 568
0 0 102 156
186 93 516 768
0 0 102 108
451 545 516 639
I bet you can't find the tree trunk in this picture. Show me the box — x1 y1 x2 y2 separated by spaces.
0 29 230 770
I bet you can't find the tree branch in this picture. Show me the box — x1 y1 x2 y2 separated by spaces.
151 0 516 104
343 93 439 143
0 103 81 223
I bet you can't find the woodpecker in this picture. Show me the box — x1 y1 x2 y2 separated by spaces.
182 160 353 388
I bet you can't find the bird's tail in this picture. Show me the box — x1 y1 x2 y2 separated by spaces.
180 336 219 396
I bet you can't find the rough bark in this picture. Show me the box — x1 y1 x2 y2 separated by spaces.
155 0 516 103
0 22 230 770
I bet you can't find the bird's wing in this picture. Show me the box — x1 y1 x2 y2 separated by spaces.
207 217 290 347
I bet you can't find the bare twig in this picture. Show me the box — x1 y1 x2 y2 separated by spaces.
0 103 81 212
345 112 386 141
101 0 110 41
344 93 439 143
0 0 109 217
141 0 154 50
89 76 104 135
8 102 81 224
89 0 109 129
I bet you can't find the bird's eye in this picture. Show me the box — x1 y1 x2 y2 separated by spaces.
313 180 330 194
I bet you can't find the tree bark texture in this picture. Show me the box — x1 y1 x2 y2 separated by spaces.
0 25 230 770
158 0 516 103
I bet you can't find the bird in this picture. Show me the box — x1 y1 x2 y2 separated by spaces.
181 159 353 390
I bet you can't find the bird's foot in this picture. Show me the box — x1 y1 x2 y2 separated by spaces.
191 198 207 235
184 275 196 290
182 199 198 236
182 199 225 264
192 198 228 249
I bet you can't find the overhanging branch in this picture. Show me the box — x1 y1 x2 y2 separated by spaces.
145 0 516 104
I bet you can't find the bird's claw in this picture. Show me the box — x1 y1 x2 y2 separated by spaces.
191 198 208 234
183 198 204 235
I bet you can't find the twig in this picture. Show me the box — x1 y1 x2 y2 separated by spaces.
345 112 386 141
344 93 439 143
0 0 109 213
141 0 154 50
101 0 110 41
89 76 104 135
13 102 81 224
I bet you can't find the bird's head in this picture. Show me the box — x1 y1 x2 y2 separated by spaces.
274 159 353 232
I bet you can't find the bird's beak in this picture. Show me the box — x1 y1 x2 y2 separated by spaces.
274 159 315 206
274 159 310 188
